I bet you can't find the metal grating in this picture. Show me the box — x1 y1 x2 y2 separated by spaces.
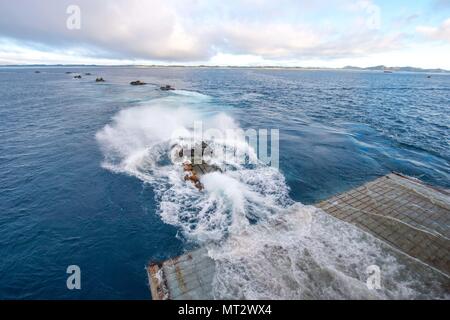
316 173 450 275
147 173 450 300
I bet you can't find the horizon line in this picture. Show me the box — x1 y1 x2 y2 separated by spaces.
1 64 449 73
0 63 450 73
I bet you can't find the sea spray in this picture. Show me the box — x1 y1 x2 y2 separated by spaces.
97 91 449 299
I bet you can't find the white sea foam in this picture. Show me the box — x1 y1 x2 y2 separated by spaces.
209 206 449 299
96 91 449 299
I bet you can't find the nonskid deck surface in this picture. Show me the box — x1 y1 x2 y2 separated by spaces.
147 173 450 300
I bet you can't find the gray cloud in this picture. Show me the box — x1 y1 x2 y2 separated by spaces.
0 0 409 62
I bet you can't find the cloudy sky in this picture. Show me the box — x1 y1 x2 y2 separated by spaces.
0 0 449 68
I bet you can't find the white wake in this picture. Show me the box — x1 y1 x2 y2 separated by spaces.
97 90 449 299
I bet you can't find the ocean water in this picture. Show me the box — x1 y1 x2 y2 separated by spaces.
0 67 449 299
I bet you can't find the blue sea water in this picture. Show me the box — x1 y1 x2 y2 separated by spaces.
0 67 449 299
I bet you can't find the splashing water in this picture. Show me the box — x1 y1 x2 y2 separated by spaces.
96 90 449 299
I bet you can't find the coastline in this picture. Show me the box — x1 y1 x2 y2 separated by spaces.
1 64 449 74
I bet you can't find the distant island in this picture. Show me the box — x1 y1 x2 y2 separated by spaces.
342 65 449 73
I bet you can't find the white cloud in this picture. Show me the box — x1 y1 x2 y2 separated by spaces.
0 0 447 68
0 0 397 62
417 18 450 42
218 22 321 57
